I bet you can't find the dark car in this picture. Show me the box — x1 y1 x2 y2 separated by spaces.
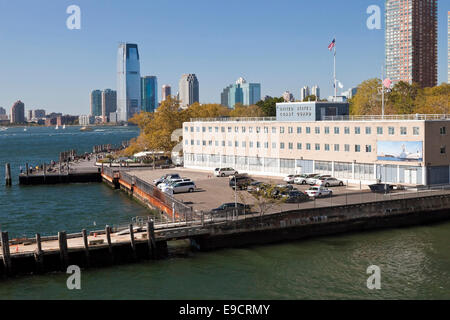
229 175 253 190
212 203 251 215
282 190 310 203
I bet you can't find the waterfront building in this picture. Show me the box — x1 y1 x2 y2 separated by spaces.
27 110 32 121
448 11 450 83
300 86 310 101
141 76 158 113
282 91 294 102
0 107 7 121
179 74 199 109
311 85 320 99
79 115 95 126
183 101 450 186
117 43 141 121
32 109 46 119
0 107 5 115
101 89 117 122
221 78 261 109
109 112 118 123
10 100 25 124
90 90 102 117
162 85 171 101
385 0 437 88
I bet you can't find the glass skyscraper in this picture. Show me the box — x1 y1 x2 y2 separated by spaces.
90 90 102 117
179 74 199 109
220 77 261 109
117 43 141 122
141 76 158 113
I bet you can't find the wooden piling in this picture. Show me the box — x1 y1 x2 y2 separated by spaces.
26 162 29 177
147 220 156 259
1 232 12 275
105 225 113 263
58 231 68 270
34 233 44 273
82 229 90 267
5 163 11 186
129 224 136 260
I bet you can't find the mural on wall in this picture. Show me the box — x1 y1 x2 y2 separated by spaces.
377 141 423 162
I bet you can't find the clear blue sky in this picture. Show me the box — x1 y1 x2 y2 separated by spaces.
0 0 448 115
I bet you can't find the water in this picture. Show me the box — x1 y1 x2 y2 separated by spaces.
0 126 449 299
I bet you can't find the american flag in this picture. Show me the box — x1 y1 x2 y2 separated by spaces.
328 39 336 51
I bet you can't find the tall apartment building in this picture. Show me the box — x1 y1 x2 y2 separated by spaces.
32 109 46 119
300 86 310 101
311 85 320 99
282 91 294 102
179 74 199 109
141 76 158 113
117 43 141 121
101 89 117 122
220 77 261 109
448 11 450 83
385 0 437 88
90 90 102 117
10 100 25 124
162 85 171 101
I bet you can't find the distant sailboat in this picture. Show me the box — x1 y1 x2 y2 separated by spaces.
24 128 27 132
0 127 7 131
62 124 66 130
55 125 59 130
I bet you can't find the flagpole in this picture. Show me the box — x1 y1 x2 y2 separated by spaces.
381 65 385 119
334 39 337 101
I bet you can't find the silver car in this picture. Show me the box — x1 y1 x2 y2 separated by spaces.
306 174 331 185
294 174 316 185
316 177 344 187
167 181 196 194
214 168 238 177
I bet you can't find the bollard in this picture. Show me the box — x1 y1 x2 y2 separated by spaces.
147 220 156 259
1 232 12 275
105 225 114 263
5 163 11 186
58 231 68 270
129 224 137 260
82 229 90 267
34 233 44 273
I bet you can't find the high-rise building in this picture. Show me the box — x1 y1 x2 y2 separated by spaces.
385 0 437 88
90 90 102 117
0 107 5 115
342 87 358 100
300 86 310 101
32 109 46 119
179 74 199 109
101 89 117 122
117 43 141 121
282 91 294 102
10 100 25 124
162 85 171 101
220 77 261 109
448 11 450 83
311 85 320 99
141 76 158 113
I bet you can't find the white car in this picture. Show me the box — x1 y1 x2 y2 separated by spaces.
157 178 191 190
305 186 333 198
166 181 196 194
316 177 344 187
214 168 238 177
306 174 331 185
294 174 317 185
283 175 303 184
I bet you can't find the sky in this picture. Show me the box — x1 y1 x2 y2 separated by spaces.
0 0 448 115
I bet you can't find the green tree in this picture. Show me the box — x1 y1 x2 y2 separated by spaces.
387 81 420 114
349 78 382 115
256 97 284 117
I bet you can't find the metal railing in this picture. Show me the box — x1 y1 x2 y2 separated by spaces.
323 114 450 121
190 117 277 123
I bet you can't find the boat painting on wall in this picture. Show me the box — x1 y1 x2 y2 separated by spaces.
377 141 423 162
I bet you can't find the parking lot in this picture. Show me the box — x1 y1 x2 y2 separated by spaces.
127 167 445 214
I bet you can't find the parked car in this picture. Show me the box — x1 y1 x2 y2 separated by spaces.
153 173 181 186
157 178 191 190
316 177 344 187
229 174 253 190
166 181 196 194
276 184 295 191
306 174 331 185
214 167 238 177
282 190 310 203
211 203 251 215
247 181 264 193
283 174 303 184
305 186 333 198
294 174 317 185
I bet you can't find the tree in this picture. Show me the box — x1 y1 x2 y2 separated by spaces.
256 97 284 117
302 95 318 102
414 83 450 114
349 78 382 115
387 81 420 114
229 104 265 117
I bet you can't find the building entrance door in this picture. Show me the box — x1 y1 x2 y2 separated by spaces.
405 169 417 185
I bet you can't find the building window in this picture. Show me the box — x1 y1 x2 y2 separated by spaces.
400 127 407 135
235 141 238 147
256 142 261 148
208 127 212 133
264 127 268 133
235 127 239 133
366 145 372 152
264 142 269 149
315 127 320 134
196 127 200 132
365 127 371 134
228 127 232 133
222 141 225 147
355 145 361 152
215 127 219 133
242 141 246 148
202 127 206 133
228 141 232 147
272 127 276 134
377 127 383 135
325 127 330 134
344 144 350 152
440 127 446 135
249 142 254 148
249 127 253 133
354 127 361 134
334 127 340 134
288 127 293 134
190 127 194 132
190 140 194 145
440 146 446 154
185 127 188 132
388 127 395 135
334 144 339 152
288 142 293 149
413 127 419 135
221 127 225 133
280 127 285 133
325 144 330 151
209 140 213 146
185 140 188 145
344 127 350 134
297 127 302 134
306 143 311 150
297 143 302 150
315 144 320 151
197 140 200 145
215 141 219 146
242 127 246 133
280 142 285 149
306 127 311 134
256 127 261 133
272 142 276 149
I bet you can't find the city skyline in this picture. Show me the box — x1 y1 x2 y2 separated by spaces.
0 0 449 114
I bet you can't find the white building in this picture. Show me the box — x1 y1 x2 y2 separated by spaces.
300 86 310 101
311 85 320 99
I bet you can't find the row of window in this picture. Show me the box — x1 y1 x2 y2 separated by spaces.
186 139 373 153
186 125 424 136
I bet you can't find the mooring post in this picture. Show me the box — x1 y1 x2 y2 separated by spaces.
129 224 136 260
146 220 156 259
58 231 68 270
5 163 11 186
26 162 29 177
105 225 113 263
1 232 12 275
34 233 44 273
82 229 90 267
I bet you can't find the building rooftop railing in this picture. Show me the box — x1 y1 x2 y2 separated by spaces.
322 114 450 121
190 117 276 122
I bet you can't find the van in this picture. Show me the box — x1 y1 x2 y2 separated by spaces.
214 168 238 177
168 181 196 194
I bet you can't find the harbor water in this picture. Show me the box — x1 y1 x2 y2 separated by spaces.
0 126 449 299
